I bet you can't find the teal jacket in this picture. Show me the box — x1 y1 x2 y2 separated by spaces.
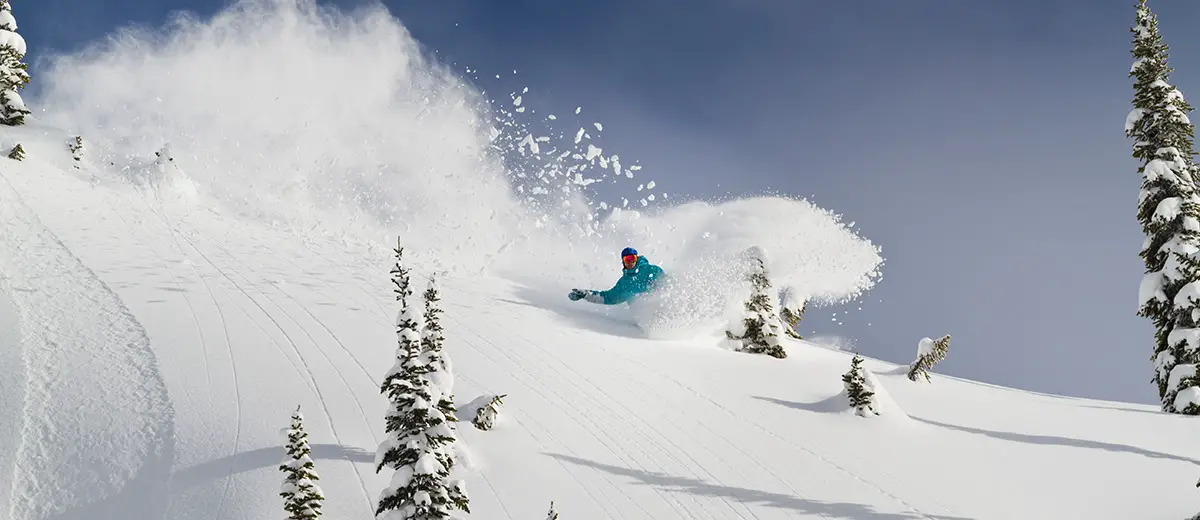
585 256 665 305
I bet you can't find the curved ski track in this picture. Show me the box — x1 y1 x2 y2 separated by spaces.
0 176 176 520
134 191 380 516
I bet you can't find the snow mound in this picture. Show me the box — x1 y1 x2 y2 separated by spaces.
860 368 908 421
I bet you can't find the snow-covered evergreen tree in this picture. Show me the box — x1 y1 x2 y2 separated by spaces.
726 247 787 359
6 142 21 161
0 1 30 126
1127 0 1200 413
421 275 458 422
381 239 421 398
842 355 878 417
69 136 84 168
376 239 470 519
471 394 506 431
546 501 559 520
280 407 324 520
907 335 950 383
778 287 806 340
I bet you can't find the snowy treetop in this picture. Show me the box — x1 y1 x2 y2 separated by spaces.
1133 2 1156 42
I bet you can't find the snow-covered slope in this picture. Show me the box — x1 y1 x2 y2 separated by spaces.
2 1 1199 519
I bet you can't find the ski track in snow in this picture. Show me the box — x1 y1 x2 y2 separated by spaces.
0 175 176 520
90 187 244 519
3 168 384 520
175 225 376 507
125 188 379 516
140 198 246 520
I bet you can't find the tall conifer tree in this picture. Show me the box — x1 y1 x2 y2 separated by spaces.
376 240 469 518
1127 0 1200 413
0 1 30 126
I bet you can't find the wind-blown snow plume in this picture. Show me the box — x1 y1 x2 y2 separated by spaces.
30 0 882 314
539 196 884 338
33 0 532 273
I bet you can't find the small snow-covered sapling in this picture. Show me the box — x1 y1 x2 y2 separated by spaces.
546 500 559 520
279 406 324 520
726 247 787 359
69 136 84 166
779 288 806 340
473 394 507 431
843 355 879 417
6 143 22 161
907 335 950 383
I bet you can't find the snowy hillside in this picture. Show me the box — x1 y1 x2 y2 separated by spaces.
2 1 1200 519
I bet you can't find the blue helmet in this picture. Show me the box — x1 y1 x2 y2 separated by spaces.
620 247 638 258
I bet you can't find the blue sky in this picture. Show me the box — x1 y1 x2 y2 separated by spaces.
19 0 1200 405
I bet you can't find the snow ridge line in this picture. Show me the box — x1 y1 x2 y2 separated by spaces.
0 176 177 520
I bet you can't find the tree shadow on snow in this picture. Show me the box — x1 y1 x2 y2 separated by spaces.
1075 403 1167 417
753 394 847 415
169 443 375 491
910 416 1200 466
501 284 645 340
546 453 974 519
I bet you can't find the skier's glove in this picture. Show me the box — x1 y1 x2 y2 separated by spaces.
568 289 588 301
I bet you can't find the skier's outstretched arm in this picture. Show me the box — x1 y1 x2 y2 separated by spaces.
569 277 634 305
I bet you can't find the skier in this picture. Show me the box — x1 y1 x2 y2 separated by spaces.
568 247 665 305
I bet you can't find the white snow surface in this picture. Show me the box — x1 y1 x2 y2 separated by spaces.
0 1 1197 519
859 368 906 420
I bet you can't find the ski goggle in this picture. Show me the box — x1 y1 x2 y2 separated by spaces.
622 254 638 266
